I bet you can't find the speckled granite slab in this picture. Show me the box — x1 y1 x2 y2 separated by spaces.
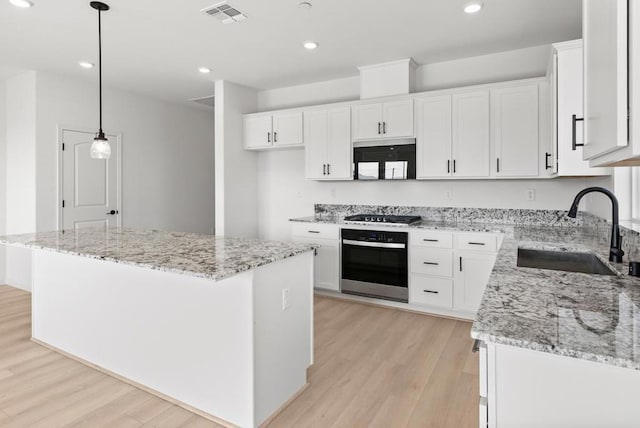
0 228 316 282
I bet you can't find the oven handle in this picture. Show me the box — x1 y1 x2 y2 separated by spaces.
342 239 406 249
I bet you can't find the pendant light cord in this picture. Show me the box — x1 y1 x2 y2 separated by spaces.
97 7 103 136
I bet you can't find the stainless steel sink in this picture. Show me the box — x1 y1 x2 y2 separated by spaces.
517 248 617 276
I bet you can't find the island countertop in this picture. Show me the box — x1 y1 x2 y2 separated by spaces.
0 228 316 281
290 214 640 370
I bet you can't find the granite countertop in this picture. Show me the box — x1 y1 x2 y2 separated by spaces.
0 228 316 282
290 215 640 370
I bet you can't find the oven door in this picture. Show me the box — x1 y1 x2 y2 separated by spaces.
341 239 408 301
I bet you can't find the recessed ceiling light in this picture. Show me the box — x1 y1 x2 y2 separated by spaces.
9 0 34 8
79 61 94 69
199 67 211 74
464 2 483 14
303 41 318 50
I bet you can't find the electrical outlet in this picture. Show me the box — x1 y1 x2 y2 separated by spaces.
444 190 452 200
282 288 290 310
526 189 536 201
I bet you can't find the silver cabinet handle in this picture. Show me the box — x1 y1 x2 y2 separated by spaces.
423 289 439 294
343 239 406 249
423 261 439 265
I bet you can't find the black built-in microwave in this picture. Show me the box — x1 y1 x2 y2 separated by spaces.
353 141 416 180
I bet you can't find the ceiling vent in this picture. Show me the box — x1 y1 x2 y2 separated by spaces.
202 1 247 24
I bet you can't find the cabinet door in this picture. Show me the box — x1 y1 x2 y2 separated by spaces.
492 85 539 177
292 237 339 291
244 115 272 149
583 0 628 160
454 252 496 313
304 110 329 180
452 91 490 177
272 111 303 147
352 103 384 141
326 107 353 180
382 99 414 139
416 95 452 178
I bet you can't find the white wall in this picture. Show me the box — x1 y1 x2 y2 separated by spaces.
257 45 552 112
34 72 215 234
0 80 5 283
254 44 613 241
214 80 259 238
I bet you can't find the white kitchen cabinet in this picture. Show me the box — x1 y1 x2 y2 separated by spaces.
454 251 496 313
244 111 303 150
416 91 489 178
550 40 611 176
244 115 273 149
452 91 490 177
583 0 629 161
292 225 340 292
416 95 452 178
272 111 303 147
352 100 414 141
481 342 640 427
304 108 352 180
491 84 539 177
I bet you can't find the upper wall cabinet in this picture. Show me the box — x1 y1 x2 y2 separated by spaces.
304 108 352 180
244 111 303 150
352 100 414 141
491 84 539 177
416 91 490 179
550 41 610 176
583 0 629 162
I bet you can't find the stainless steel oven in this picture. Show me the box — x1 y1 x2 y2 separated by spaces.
341 229 409 303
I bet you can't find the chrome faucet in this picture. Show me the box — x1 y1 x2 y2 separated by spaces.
567 187 624 263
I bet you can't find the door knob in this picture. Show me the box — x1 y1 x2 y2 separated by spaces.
106 210 119 215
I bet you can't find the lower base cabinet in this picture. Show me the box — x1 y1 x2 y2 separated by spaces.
480 342 640 427
409 275 454 308
292 237 340 292
453 251 496 313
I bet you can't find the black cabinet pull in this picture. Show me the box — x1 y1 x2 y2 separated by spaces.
545 152 552 170
496 158 500 173
308 231 320 234
322 164 326 175
447 160 450 174
327 164 331 175
453 159 456 174
423 238 439 242
468 242 486 246
472 339 481 353
423 289 439 294
383 122 387 134
106 210 119 215
572 114 585 150
423 261 439 266
459 256 463 272
267 132 271 143
378 122 382 135
274 131 278 143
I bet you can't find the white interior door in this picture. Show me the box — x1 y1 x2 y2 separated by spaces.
61 128 121 231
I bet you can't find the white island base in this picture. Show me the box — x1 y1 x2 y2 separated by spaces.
30 249 314 428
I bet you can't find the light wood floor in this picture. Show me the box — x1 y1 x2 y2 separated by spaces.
0 285 478 427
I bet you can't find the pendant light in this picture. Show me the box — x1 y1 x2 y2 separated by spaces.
89 1 111 159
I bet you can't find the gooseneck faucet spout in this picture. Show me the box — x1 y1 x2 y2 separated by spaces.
567 187 624 263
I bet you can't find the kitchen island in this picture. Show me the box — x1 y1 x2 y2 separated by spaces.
0 228 316 428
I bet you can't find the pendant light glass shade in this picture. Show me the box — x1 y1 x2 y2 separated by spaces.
90 133 111 159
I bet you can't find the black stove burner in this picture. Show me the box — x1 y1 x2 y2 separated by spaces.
344 214 422 225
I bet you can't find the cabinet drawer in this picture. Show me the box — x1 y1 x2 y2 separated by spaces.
409 276 453 308
411 230 453 249
410 248 453 277
291 223 339 240
455 233 497 252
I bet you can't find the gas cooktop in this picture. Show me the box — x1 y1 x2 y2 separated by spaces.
343 214 422 225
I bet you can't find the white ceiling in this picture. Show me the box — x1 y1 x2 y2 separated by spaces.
0 0 581 105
